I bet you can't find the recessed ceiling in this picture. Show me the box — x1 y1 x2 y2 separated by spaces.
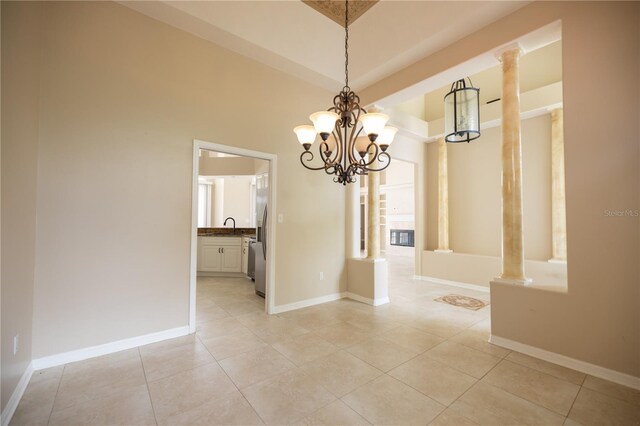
392 40 563 122
122 1 531 92
302 0 378 26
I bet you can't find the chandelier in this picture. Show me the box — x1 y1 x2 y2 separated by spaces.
293 0 396 185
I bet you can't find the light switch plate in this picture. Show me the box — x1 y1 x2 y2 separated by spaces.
278 213 284 223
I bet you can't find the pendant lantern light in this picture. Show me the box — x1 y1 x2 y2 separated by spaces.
444 78 480 143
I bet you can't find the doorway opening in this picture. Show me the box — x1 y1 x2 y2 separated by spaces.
360 158 416 280
189 140 277 333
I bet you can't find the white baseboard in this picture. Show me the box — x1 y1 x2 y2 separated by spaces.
415 275 490 293
31 326 190 371
272 292 346 314
271 291 393 314
490 335 640 391
1 362 33 426
344 292 390 306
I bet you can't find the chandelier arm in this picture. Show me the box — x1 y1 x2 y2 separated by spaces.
318 141 337 166
334 123 344 171
358 142 381 168
345 163 360 180
364 152 392 172
324 164 337 175
354 165 368 175
347 94 364 165
299 151 331 171
348 118 364 165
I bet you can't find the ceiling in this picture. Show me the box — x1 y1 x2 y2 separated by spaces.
122 1 530 92
393 40 563 122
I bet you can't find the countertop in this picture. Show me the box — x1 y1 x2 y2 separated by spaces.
198 227 256 238
199 234 255 239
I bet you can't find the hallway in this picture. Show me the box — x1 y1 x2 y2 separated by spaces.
10 272 639 425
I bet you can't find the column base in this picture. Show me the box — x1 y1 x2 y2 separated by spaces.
347 258 389 306
548 258 567 264
492 276 533 285
434 249 453 253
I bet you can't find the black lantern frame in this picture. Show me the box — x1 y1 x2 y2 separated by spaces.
444 78 481 143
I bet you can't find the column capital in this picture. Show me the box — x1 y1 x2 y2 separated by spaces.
495 43 524 61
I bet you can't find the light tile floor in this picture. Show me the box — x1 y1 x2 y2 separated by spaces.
10 248 640 425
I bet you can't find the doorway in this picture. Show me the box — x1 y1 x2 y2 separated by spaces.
189 140 277 333
360 159 416 280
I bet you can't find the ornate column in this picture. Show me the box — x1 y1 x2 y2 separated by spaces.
346 175 360 259
497 47 531 284
367 153 381 259
436 137 452 252
550 108 567 262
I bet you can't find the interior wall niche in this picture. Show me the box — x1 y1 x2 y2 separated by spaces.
426 115 553 260
419 39 567 265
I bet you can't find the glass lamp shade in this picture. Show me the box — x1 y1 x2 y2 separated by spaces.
293 125 317 149
355 136 371 157
444 79 480 143
309 111 339 136
360 113 389 139
377 126 398 151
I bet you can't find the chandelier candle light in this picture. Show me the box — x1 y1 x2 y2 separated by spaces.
293 0 397 185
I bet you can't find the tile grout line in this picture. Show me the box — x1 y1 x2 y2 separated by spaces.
564 383 583 424
441 354 506 417
138 348 159 426
45 364 66 425
194 331 269 426
476 358 580 418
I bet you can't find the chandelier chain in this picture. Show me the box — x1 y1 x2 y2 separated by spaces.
344 0 349 91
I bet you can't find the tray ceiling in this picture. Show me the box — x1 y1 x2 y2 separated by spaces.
122 1 530 92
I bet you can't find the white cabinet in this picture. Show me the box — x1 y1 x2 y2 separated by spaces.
200 245 222 271
221 246 241 272
198 237 242 273
241 237 251 275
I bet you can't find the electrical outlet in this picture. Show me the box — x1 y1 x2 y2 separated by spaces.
319 272 324 281
13 334 19 355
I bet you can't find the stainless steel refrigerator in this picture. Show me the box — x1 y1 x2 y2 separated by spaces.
254 173 268 297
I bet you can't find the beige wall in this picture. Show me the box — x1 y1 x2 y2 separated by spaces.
363 1 640 377
1 2 40 410
426 114 552 260
18 1 345 359
199 155 257 176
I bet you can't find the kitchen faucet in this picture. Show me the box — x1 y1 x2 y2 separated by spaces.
224 217 236 234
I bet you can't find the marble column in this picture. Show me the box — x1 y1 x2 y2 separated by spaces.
367 153 381 259
550 108 567 262
436 137 452 252
346 175 361 259
498 48 530 283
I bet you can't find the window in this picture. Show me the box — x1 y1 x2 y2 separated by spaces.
198 183 212 227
